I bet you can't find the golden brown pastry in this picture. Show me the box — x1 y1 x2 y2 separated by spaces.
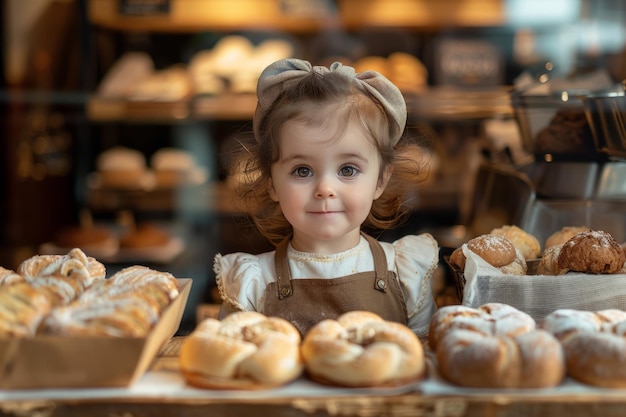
544 226 590 250
0 267 26 286
541 309 626 388
179 311 303 389
0 283 53 337
108 265 179 300
300 311 426 387
41 297 156 337
432 303 564 388
537 244 568 275
557 230 625 274
490 225 541 260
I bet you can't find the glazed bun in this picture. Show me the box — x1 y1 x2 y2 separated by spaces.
301 311 426 387
490 225 541 260
179 311 303 390
557 230 625 274
544 226 590 250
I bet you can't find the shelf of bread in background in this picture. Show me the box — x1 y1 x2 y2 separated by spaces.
39 209 185 264
87 0 506 33
87 35 433 122
84 146 238 214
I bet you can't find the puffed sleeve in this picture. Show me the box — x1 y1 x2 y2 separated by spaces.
393 233 439 336
213 252 268 312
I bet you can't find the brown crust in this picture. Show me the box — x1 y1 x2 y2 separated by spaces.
542 309 626 388
432 303 564 388
544 226 590 250
467 234 516 267
490 225 541 260
557 230 626 274
301 311 426 388
181 370 285 391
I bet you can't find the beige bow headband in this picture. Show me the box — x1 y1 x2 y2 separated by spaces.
253 58 407 145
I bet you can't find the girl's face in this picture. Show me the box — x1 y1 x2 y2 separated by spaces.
269 117 389 254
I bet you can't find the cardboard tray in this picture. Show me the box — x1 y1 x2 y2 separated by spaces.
0 278 191 390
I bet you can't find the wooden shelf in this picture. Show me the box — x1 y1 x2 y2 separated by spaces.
87 0 341 33
88 0 509 33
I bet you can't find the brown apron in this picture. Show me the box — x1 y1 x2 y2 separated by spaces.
263 233 407 336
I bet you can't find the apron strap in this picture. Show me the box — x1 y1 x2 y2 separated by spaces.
273 233 391 299
274 238 293 299
361 233 391 293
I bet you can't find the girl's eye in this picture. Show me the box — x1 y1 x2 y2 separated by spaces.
339 165 358 177
293 166 312 178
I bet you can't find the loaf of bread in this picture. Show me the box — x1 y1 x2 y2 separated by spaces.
301 311 426 387
541 309 626 387
179 311 303 389
430 303 564 388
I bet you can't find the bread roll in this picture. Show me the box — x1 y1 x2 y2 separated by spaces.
537 243 568 275
450 234 528 275
301 311 426 387
542 309 626 387
490 225 541 260
557 230 625 274
432 303 564 388
544 226 590 250
179 311 303 389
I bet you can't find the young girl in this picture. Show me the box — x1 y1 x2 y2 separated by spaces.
215 58 439 337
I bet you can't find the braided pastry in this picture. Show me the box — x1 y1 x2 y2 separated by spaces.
0 267 26 286
431 303 564 388
18 248 106 287
109 265 179 300
541 309 626 387
41 297 157 337
179 311 303 389
0 283 53 337
300 311 426 387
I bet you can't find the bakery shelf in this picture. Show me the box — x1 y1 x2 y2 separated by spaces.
87 94 257 122
87 0 340 33
86 181 239 215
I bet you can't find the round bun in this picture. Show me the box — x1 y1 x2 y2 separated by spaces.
541 309 626 387
544 226 590 250
451 234 527 275
97 146 147 188
490 225 541 260
301 311 426 387
179 311 303 390
557 230 625 274
431 303 564 388
467 234 516 267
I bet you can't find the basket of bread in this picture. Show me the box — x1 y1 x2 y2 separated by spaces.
446 224 626 321
0 248 191 389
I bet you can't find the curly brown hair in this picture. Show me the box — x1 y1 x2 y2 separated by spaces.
227 70 431 247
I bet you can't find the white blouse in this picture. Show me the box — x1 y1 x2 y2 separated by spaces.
214 233 439 336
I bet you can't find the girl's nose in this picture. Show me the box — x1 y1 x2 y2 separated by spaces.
315 177 336 198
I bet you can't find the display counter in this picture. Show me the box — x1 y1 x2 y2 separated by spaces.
2 336 625 417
